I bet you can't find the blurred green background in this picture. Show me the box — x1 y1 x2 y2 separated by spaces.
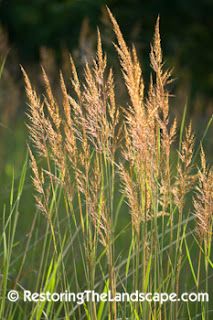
0 0 212 196
1 0 212 97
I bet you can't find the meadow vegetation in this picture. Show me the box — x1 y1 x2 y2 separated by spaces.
0 9 212 320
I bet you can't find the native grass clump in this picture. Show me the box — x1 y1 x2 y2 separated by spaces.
18 9 213 320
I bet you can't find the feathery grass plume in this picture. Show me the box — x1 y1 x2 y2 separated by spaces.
109 9 170 221
108 8 153 210
150 16 173 123
23 65 71 203
68 56 85 141
106 68 120 153
149 18 177 213
87 157 110 248
28 146 58 253
60 71 71 128
150 17 176 199
194 147 213 242
74 29 118 156
42 74 67 180
41 66 61 130
28 146 44 198
108 8 148 165
45 118 66 175
60 70 78 173
120 165 146 236
64 118 77 170
173 123 195 212
21 66 47 157
107 8 144 112
23 66 64 176
109 8 175 177
82 38 109 151
159 117 177 212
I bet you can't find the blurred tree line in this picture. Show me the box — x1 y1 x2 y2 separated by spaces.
0 0 212 109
